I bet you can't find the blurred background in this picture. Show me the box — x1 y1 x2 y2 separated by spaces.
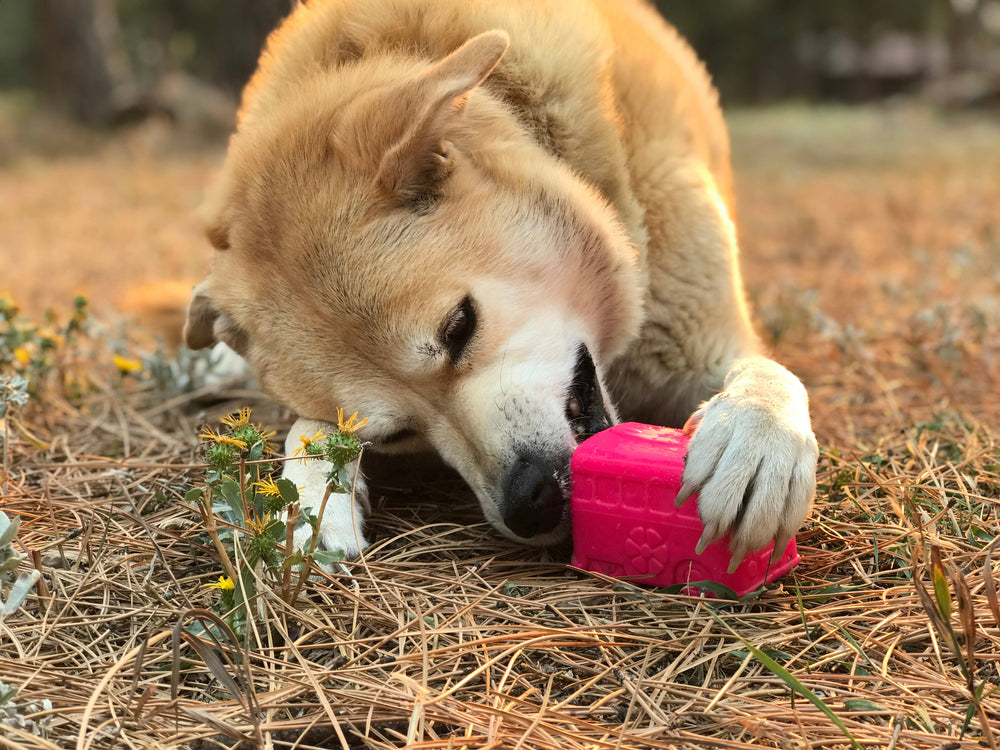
1 0 998 129
0 0 998 441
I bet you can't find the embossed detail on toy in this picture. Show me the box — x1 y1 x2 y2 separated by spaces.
625 526 668 575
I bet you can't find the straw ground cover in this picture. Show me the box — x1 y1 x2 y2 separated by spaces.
1 105 999 748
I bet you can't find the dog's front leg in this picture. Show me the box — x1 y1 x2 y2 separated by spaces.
617 162 817 572
676 357 817 571
281 417 369 560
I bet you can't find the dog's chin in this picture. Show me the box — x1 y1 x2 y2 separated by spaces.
492 514 572 547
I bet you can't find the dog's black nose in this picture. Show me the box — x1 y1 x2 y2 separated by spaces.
501 456 565 538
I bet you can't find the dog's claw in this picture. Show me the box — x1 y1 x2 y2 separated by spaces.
695 523 718 555
682 404 707 436
770 530 793 565
727 545 749 575
675 482 695 508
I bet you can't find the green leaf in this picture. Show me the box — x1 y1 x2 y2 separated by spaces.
326 467 352 495
2 570 40 615
843 699 884 712
962 682 1000 738
218 476 245 521
297 509 317 532
296 532 313 553
184 487 204 505
932 560 952 621
961 700 977 738
276 478 299 508
730 648 792 661
0 512 20 547
833 622 877 670
657 580 740 600
248 442 264 462
707 609 862 750
312 549 345 565
0 681 20 705
186 619 225 643
745 640 861 748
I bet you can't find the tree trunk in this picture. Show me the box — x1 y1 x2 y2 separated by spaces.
35 0 137 125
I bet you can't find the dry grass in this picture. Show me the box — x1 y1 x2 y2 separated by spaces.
2 104 1000 749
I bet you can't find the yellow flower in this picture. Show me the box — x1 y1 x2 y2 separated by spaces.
293 429 327 456
220 408 276 453
253 478 282 498
12 347 31 365
245 512 275 536
114 354 143 374
198 427 248 449
204 575 234 590
336 408 368 435
257 427 277 453
220 407 252 429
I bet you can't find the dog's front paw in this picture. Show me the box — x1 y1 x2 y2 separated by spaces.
677 358 817 571
282 418 369 564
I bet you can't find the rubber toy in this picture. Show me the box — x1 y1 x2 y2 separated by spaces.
570 422 800 597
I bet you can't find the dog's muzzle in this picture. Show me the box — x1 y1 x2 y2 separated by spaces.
500 345 612 539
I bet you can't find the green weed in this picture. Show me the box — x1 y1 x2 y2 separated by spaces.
187 407 367 641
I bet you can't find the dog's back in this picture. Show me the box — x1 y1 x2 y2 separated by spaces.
234 0 733 242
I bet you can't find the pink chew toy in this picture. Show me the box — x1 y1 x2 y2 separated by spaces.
570 422 799 597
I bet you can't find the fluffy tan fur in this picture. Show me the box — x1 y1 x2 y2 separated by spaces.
185 0 816 560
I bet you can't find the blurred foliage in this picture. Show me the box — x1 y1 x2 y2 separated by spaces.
0 2 34 89
0 0 997 110
0 0 288 94
114 0 288 91
661 0 998 101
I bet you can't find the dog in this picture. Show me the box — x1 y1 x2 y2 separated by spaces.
183 0 818 572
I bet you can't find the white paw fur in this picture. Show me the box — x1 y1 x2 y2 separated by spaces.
677 357 817 571
194 342 254 386
281 417 369 560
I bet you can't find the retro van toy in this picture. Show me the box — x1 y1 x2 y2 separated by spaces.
570 422 800 597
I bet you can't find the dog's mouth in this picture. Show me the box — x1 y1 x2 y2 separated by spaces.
499 344 612 541
565 344 613 442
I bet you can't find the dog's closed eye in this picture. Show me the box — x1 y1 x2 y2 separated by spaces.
440 295 477 362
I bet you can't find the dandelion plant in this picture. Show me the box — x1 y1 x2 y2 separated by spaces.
189 406 366 640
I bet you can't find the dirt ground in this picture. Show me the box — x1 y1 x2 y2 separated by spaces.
2 104 1000 749
730 106 1000 446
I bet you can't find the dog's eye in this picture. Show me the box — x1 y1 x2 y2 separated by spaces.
440 296 477 362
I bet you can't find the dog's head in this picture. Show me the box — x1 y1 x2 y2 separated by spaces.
186 31 642 544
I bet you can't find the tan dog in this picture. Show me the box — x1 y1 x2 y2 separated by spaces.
185 0 818 570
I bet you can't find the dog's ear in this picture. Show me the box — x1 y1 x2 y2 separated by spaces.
374 30 509 205
183 282 250 355
184 283 219 350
